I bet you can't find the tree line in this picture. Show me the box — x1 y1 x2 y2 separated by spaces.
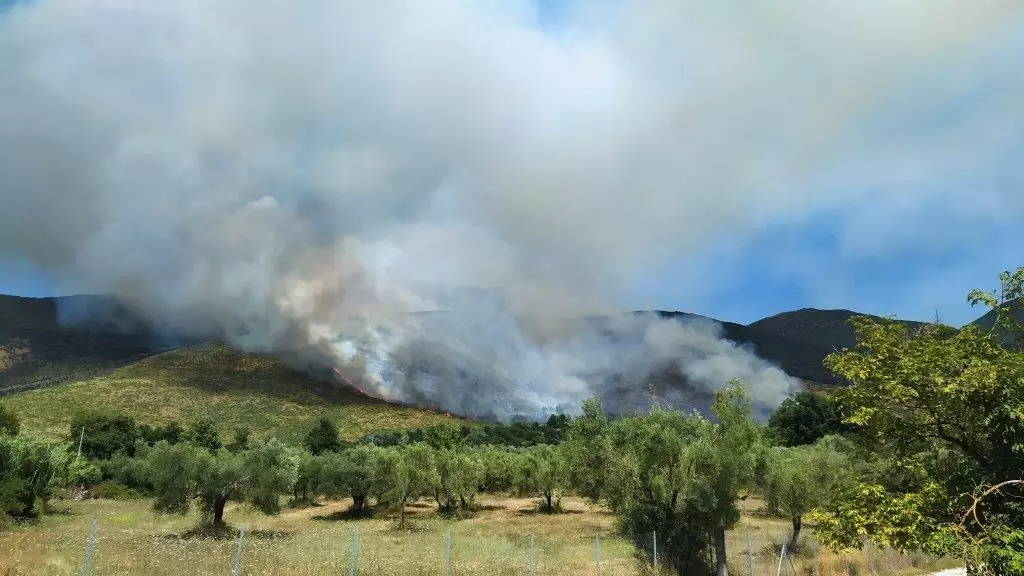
1 267 1021 575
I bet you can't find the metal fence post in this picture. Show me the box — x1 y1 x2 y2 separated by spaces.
232 524 246 576
652 531 657 575
348 529 360 576
443 528 453 576
746 526 754 576
594 533 601 575
528 533 537 576
80 519 98 576
776 543 787 576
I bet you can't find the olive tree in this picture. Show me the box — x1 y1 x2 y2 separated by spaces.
317 445 377 516
147 438 297 527
513 444 567 513
762 438 849 549
564 381 759 576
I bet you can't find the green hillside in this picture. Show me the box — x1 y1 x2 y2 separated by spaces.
2 343 460 443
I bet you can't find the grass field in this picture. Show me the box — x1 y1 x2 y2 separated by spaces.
1 343 460 443
0 495 959 576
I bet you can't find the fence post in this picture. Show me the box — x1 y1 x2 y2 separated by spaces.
443 528 453 576
348 529 360 576
652 531 657 575
232 524 246 576
776 543 787 576
528 533 536 576
594 533 601 575
77 426 85 458
80 519 98 576
812 539 820 576
746 526 754 576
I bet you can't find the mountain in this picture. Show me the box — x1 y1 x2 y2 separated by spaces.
748 308 926 351
0 293 974 425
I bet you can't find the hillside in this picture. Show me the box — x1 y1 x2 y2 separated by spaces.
0 294 162 395
0 293 967 428
748 307 927 351
1 343 460 442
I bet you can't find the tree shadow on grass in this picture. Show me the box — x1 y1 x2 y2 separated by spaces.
160 524 294 541
311 507 375 522
514 506 585 517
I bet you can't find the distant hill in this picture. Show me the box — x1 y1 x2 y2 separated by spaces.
748 307 926 351
0 292 975 427
966 299 1024 347
1 343 459 442
0 294 162 395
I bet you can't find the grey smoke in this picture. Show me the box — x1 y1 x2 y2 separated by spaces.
1 0 1019 418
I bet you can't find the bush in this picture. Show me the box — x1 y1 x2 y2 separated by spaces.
69 410 140 460
184 419 221 451
99 450 152 493
303 418 341 455
91 480 145 500
0 435 98 520
0 403 19 436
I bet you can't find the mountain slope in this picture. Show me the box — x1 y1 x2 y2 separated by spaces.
748 308 926 352
2 343 459 442
659 309 851 385
0 293 944 427
0 294 163 395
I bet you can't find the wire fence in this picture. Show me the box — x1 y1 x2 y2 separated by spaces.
67 519 947 576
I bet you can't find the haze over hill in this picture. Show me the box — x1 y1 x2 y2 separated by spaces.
2 292 991 422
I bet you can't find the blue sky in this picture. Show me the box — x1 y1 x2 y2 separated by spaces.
1 0 1021 329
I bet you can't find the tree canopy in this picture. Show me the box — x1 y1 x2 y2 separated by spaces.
816 267 1024 575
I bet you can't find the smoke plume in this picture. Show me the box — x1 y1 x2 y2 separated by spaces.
1 0 1018 419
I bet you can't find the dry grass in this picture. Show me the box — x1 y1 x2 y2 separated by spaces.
2 343 461 443
0 495 960 576
0 496 635 576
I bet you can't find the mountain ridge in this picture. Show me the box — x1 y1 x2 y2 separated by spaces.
0 293 991 418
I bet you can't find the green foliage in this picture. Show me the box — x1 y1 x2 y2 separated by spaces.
99 449 152 493
184 418 221 452
303 418 341 455
146 439 297 527
475 445 517 493
0 434 98 520
359 415 570 449
90 480 146 500
291 451 323 507
560 398 609 502
241 439 300 515
762 438 850 548
817 267 1024 572
432 447 484 516
513 444 567 513
317 446 377 515
0 403 19 436
69 409 140 460
422 422 463 450
227 426 250 452
564 381 760 576
767 390 850 447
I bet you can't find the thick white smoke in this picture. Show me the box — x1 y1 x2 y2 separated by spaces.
1 0 1020 419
